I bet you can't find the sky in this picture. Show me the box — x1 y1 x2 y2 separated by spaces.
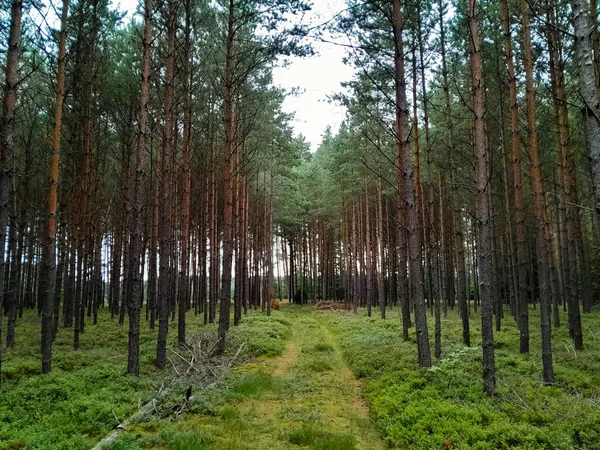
270 0 355 151
112 0 354 152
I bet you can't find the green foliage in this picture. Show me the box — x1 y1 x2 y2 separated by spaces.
227 311 292 357
105 424 217 450
0 312 159 450
229 371 278 398
106 305 383 449
0 308 292 450
101 435 141 450
298 343 335 372
285 424 357 450
302 358 334 372
168 430 215 450
306 343 335 353
326 308 600 449
214 405 239 420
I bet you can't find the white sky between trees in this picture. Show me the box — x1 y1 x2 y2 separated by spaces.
113 0 355 152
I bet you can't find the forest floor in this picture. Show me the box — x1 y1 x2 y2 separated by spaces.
107 306 385 450
106 303 600 450
0 308 292 450
2 303 600 450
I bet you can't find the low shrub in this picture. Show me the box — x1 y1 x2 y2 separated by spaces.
326 308 600 449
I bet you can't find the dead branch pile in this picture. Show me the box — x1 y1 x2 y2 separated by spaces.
92 332 246 450
315 301 351 311
167 331 246 387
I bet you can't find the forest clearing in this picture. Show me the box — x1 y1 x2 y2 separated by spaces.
3 0 600 448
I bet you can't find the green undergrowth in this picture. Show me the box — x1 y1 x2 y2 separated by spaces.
284 424 357 450
105 304 384 450
228 370 279 398
0 308 292 450
324 306 600 449
299 341 335 372
227 312 292 358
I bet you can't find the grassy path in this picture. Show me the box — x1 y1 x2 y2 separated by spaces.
313 314 372 419
148 305 385 450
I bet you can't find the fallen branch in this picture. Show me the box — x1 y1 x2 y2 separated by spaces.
91 332 250 449
91 389 169 450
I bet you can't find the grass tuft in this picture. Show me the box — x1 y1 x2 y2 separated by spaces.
312 343 335 353
230 371 277 398
168 430 215 450
286 424 357 450
227 312 292 357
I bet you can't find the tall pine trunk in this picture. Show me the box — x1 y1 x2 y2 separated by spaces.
500 0 529 353
469 0 496 396
39 0 69 374
178 0 192 346
127 0 152 375
573 0 600 220
392 0 431 367
0 0 23 379
377 155 386 319
218 0 236 352
521 0 554 382
156 0 176 369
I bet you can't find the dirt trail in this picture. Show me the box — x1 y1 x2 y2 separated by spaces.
223 307 386 450
314 315 371 417
272 339 301 377
134 306 388 450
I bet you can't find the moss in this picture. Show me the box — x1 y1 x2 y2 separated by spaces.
168 430 215 450
108 304 384 449
310 342 333 353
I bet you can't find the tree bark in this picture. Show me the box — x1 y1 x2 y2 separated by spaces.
500 0 529 354
364 172 372 317
39 0 69 374
156 0 176 370
574 0 600 220
521 0 554 382
178 0 192 346
377 155 386 319
469 0 496 395
392 0 431 367
218 0 236 353
1 0 24 364
127 0 152 376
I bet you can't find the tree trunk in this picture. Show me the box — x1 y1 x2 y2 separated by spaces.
39 0 69 374
521 0 554 382
6 213 18 348
0 1 23 376
392 0 431 367
178 0 192 346
547 0 585 343
156 0 176 370
500 0 529 354
377 155 386 319
364 173 372 317
149 145 159 329
469 0 496 396
127 0 152 376
573 0 600 220
218 0 236 353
